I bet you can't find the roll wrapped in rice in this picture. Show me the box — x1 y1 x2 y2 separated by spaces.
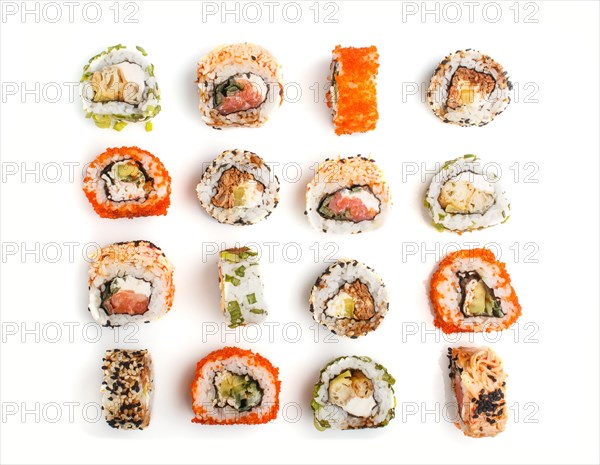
430 248 521 333
312 356 395 430
425 154 510 232
83 146 171 219
306 156 390 234
310 259 388 338
197 43 283 128
79 44 160 131
196 149 279 225
101 349 153 430
327 45 379 135
448 346 507 438
190 347 280 425
428 49 511 127
88 241 175 327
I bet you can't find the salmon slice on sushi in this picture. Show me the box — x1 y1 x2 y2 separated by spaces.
448 346 508 437
197 43 284 128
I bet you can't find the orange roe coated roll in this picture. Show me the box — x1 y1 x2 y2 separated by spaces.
83 146 171 219
327 45 379 135
190 347 280 425
430 248 522 333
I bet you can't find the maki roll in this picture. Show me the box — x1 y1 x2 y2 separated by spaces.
425 154 510 232
428 49 511 127
310 259 388 338
79 44 160 131
83 147 171 219
448 346 507 437
327 45 379 135
190 347 280 425
312 356 395 430
219 247 268 328
196 149 279 225
306 156 390 234
101 349 153 430
88 241 175 327
430 248 521 333
197 43 283 128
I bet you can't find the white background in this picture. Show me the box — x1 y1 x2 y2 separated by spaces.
1 1 599 464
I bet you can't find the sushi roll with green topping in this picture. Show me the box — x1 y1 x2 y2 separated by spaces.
425 155 510 232
219 247 268 328
79 44 160 131
312 356 395 430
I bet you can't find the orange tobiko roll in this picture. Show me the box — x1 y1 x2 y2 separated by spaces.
326 45 379 135
191 347 280 425
430 248 521 333
83 146 171 219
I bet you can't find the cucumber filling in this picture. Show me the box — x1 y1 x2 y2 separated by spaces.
213 370 263 412
457 271 504 318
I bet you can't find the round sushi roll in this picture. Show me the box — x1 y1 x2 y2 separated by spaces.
448 346 507 438
306 156 390 234
79 44 160 131
430 248 521 333
190 347 280 425
197 43 283 128
310 259 388 338
425 154 510 232
312 356 395 430
83 147 171 219
196 149 279 225
101 349 153 430
428 49 511 127
327 45 379 135
88 241 175 327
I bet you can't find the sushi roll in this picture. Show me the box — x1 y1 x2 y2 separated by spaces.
83 147 171 219
430 248 521 333
424 154 510 232
306 156 390 234
196 149 279 225
219 247 268 328
79 44 160 131
312 356 395 430
327 45 379 135
101 349 153 430
190 347 280 425
88 241 175 327
310 259 388 338
428 49 511 127
197 43 283 128
448 346 507 437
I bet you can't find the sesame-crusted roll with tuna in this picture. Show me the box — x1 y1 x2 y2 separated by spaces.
306 156 390 234
197 43 283 128
448 346 507 437
83 146 171 219
101 349 153 430
310 259 388 338
88 241 175 327
196 149 279 225
430 248 521 333
428 49 511 127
